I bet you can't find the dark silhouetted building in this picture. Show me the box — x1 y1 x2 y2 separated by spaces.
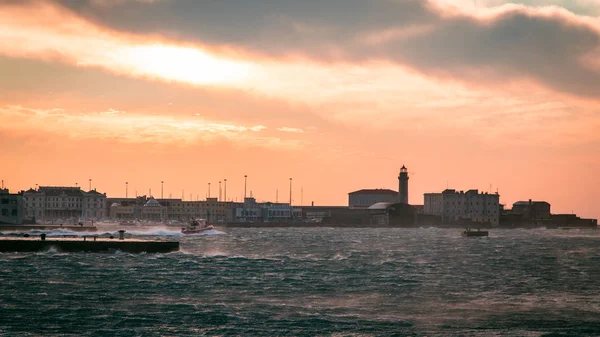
512 200 551 220
348 189 398 208
0 188 24 225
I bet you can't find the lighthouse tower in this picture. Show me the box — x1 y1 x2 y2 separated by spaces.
398 165 409 204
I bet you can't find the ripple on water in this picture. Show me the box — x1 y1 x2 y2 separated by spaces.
1 227 600 336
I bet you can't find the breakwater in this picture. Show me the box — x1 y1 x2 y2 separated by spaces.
0 236 179 253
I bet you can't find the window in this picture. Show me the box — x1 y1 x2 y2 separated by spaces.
11 209 17 216
1 198 8 204
1 209 8 216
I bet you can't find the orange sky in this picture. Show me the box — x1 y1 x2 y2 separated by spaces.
1 0 599 219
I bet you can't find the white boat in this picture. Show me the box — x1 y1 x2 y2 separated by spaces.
181 218 213 234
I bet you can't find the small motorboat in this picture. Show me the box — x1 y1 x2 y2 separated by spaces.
182 218 213 234
462 228 489 237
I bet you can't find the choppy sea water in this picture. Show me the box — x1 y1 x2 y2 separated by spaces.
1 227 600 336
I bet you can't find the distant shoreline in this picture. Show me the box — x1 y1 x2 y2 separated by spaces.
1 223 596 231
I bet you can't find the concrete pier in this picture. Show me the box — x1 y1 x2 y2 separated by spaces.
0 225 98 232
0 237 179 253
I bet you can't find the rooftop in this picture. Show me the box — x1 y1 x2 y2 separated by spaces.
144 198 162 207
514 201 550 206
349 189 397 195
24 186 106 197
368 202 395 210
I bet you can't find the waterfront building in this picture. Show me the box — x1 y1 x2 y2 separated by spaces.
368 202 395 226
424 189 500 225
142 197 167 221
23 186 106 221
0 188 24 225
105 196 325 224
234 197 263 222
348 189 398 208
261 202 302 222
107 196 234 223
109 202 135 219
511 200 551 220
301 206 350 223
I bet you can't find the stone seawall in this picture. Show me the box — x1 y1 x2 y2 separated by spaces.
0 238 179 253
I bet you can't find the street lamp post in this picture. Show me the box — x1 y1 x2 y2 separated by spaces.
244 175 247 201
208 183 211 199
161 181 164 199
289 178 293 205
89 178 92 191
224 179 227 202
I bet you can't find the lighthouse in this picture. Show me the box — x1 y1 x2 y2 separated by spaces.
398 165 409 204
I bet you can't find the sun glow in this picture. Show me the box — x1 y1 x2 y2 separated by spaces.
117 44 254 85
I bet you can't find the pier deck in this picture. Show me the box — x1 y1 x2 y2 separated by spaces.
0 237 179 253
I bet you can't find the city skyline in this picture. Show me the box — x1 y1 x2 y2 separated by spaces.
1 167 588 216
1 0 599 219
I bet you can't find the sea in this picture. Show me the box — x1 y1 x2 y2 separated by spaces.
1 227 600 336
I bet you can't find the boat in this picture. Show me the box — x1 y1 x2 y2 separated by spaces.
462 228 489 237
181 218 213 234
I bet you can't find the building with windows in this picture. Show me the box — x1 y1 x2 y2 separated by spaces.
348 189 398 208
424 189 500 225
0 188 24 224
511 200 551 220
23 186 107 221
107 196 235 223
141 197 167 221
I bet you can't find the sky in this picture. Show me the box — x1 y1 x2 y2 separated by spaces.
1 0 599 219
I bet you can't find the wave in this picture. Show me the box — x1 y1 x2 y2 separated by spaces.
124 228 226 236
1 229 102 237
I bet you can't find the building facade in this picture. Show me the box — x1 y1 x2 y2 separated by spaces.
424 189 500 225
512 200 551 220
0 189 24 225
23 186 107 221
348 189 398 208
106 196 302 223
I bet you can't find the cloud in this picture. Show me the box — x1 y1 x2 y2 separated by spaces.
2 0 600 153
42 0 600 101
0 105 303 149
277 127 304 133
89 0 162 6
